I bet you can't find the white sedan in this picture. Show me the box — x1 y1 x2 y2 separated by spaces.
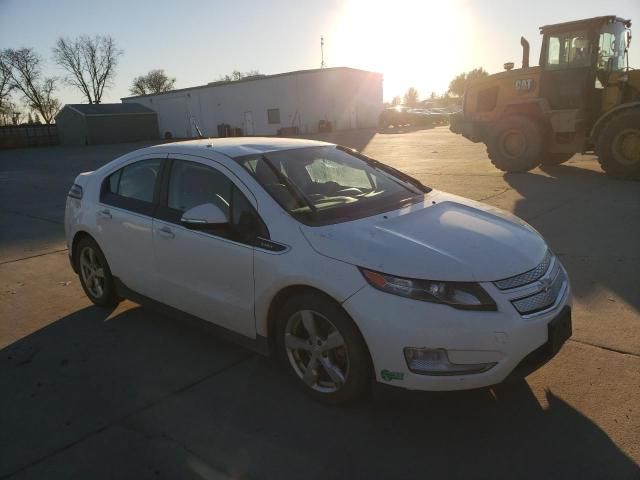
65 137 572 404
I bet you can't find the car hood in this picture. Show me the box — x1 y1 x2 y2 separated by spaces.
300 190 547 282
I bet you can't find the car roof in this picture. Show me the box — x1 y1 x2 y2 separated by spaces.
149 137 334 159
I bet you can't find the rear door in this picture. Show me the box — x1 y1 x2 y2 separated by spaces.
152 154 266 337
97 155 165 297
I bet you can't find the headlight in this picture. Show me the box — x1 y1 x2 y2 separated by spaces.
360 268 497 311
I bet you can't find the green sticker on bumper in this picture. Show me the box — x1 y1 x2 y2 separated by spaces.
381 369 404 382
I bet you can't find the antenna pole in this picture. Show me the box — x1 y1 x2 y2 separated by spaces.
321 36 326 68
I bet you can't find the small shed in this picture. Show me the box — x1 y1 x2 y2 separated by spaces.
55 103 159 146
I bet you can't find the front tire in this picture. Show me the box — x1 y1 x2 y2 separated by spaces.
487 115 545 172
596 109 640 179
275 292 372 405
75 237 120 307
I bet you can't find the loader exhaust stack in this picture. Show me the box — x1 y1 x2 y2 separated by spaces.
520 37 530 68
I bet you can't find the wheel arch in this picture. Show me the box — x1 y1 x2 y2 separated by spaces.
70 230 95 273
264 284 373 366
481 100 550 144
591 102 640 144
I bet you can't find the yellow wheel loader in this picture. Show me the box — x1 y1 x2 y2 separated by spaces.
450 16 639 178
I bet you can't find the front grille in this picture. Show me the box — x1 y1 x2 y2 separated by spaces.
494 250 552 290
511 268 566 315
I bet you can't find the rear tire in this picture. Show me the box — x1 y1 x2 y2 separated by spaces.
275 292 372 405
74 237 120 307
540 152 574 166
596 109 640 179
487 115 545 172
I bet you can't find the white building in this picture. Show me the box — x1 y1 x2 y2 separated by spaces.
121 67 383 139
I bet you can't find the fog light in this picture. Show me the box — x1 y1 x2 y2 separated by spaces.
403 348 497 376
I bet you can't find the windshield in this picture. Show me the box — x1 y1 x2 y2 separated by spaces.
237 146 428 225
598 22 628 72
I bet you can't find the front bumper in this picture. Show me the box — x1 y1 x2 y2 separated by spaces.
342 275 572 392
449 115 483 143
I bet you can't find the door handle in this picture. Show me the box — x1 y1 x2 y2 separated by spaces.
158 226 175 239
98 209 112 220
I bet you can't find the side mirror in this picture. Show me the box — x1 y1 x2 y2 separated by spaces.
180 203 228 230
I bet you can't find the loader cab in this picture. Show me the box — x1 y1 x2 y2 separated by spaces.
539 16 631 115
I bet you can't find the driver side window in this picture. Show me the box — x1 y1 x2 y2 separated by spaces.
160 159 267 243
546 31 590 69
168 160 232 218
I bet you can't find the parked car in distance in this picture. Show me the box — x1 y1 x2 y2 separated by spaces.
379 106 450 127
379 106 412 127
65 137 572 404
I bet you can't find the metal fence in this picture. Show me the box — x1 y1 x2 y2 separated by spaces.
0 125 59 149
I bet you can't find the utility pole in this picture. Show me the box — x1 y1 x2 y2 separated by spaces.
320 36 326 68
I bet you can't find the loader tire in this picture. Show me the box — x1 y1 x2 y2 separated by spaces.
596 109 640 179
487 115 544 172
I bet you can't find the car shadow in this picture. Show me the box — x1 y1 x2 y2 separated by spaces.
377 124 440 134
503 164 640 312
1 304 637 479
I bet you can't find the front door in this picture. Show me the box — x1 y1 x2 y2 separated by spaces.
539 29 595 111
244 111 254 135
152 154 258 337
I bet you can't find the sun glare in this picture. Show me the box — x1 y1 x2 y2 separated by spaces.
329 0 470 101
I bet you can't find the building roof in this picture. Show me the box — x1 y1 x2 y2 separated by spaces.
61 103 156 116
147 136 333 158
121 66 382 101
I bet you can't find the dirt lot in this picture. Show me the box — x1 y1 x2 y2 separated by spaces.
1 127 638 479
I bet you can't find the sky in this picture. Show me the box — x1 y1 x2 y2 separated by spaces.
1 0 639 107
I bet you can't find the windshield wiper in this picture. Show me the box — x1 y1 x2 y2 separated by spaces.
260 155 317 214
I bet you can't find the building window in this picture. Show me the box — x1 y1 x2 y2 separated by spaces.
267 108 280 124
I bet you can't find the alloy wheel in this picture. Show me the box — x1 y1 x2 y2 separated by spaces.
79 246 105 298
284 310 349 393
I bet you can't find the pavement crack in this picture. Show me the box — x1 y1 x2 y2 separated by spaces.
478 187 512 202
0 354 254 480
568 338 640 358
0 248 69 266
0 208 63 225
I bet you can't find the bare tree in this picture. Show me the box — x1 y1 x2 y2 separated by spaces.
130 69 176 96
53 35 122 104
0 52 14 119
3 48 60 124
403 87 419 107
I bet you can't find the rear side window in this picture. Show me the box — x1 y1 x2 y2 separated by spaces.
107 159 161 202
102 158 162 215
